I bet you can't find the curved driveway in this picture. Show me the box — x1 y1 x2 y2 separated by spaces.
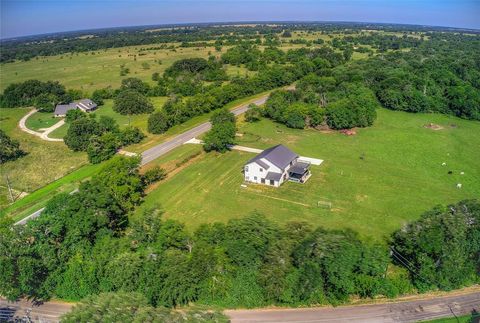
18 109 64 142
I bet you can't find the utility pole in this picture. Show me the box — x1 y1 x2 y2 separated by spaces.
5 174 15 203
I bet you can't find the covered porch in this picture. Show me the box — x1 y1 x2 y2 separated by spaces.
288 161 311 183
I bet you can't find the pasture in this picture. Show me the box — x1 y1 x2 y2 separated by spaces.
137 109 480 239
0 33 373 94
1 43 258 94
0 108 88 210
0 44 218 93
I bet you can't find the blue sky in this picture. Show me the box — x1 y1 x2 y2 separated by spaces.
1 0 479 38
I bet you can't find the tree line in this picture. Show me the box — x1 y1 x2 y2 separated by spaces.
147 45 347 135
1 155 478 309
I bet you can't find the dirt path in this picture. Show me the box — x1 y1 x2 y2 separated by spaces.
18 109 64 142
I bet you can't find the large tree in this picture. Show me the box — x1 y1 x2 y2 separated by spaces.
64 117 101 151
113 90 154 115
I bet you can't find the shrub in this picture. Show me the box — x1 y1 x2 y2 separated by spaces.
142 167 167 185
148 110 171 134
0 130 26 163
211 109 235 125
244 104 262 122
120 126 145 146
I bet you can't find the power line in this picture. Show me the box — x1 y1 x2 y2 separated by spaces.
390 247 435 286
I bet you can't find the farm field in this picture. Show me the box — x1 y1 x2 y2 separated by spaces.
0 33 375 95
1 43 266 94
0 44 217 93
0 108 88 210
137 108 480 239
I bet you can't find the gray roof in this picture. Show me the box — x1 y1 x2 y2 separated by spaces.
265 171 282 181
54 103 76 115
247 144 298 170
54 98 97 115
76 99 97 111
255 159 270 170
289 161 310 175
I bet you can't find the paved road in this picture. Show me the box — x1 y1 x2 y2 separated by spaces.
1 291 478 322
13 96 269 225
0 299 73 323
14 189 79 226
14 207 46 226
226 291 480 323
140 96 268 165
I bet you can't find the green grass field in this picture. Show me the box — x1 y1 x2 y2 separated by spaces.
137 109 480 239
1 44 254 94
0 44 218 93
0 108 88 210
422 313 479 323
0 34 375 96
25 111 61 131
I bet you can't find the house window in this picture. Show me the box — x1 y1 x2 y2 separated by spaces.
259 168 263 172
245 166 249 172
254 176 257 181
261 178 265 184
270 180 275 185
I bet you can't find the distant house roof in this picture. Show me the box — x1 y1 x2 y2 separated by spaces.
265 171 283 181
75 99 97 111
54 103 76 115
247 144 298 170
54 98 97 115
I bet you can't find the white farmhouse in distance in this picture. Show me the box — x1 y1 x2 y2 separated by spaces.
244 144 311 187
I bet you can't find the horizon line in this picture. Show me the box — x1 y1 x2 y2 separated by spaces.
3 19 480 41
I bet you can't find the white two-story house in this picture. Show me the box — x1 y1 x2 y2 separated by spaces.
244 144 311 187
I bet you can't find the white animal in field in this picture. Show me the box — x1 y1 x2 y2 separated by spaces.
456 183 462 189
442 162 446 166
460 171 465 175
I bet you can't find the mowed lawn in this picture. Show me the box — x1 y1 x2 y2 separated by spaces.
25 111 61 131
138 109 480 239
0 108 88 208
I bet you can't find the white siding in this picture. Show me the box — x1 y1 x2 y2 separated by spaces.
244 156 299 187
244 159 280 186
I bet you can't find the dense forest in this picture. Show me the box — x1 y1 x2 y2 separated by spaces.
0 156 478 309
